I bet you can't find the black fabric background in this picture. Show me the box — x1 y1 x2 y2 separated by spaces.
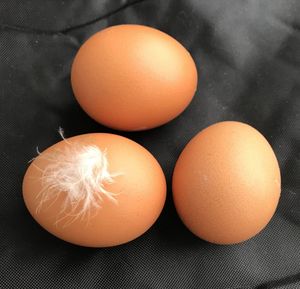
0 0 299 288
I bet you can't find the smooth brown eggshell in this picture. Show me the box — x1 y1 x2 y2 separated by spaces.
71 24 198 131
172 121 281 244
23 133 166 247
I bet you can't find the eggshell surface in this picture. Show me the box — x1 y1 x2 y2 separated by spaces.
172 121 281 244
23 133 166 247
71 24 198 131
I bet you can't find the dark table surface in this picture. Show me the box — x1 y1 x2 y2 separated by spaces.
0 1 299 288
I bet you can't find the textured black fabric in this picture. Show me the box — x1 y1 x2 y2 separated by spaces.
0 1 299 288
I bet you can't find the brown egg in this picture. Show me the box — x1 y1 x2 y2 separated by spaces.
23 133 166 247
71 24 197 131
172 121 281 244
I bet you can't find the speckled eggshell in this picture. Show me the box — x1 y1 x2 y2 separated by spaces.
172 121 281 244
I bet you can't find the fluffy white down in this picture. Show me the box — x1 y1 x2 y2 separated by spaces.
33 141 121 226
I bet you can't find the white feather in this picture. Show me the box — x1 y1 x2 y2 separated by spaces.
33 140 122 226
